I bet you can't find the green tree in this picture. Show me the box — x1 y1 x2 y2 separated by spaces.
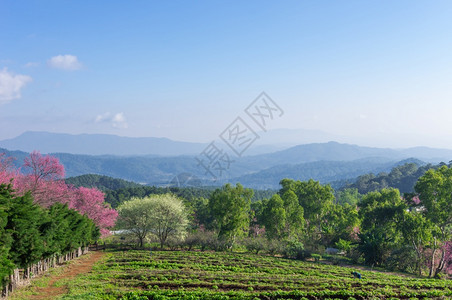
151 194 188 248
358 188 406 266
399 211 433 276
357 228 392 266
208 184 253 245
279 179 334 245
335 188 362 206
281 190 304 239
261 194 286 239
323 203 359 246
415 166 452 277
6 191 45 269
0 184 14 289
117 194 188 248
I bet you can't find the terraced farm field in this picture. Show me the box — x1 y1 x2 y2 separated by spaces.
61 250 450 299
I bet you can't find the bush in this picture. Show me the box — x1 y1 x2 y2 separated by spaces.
265 239 283 256
182 231 203 251
335 239 352 253
283 240 311 260
242 236 266 254
347 248 362 264
166 237 184 250
386 246 418 273
312 253 322 262
179 230 229 251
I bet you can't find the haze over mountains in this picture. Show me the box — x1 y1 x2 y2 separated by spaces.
0 131 206 156
1 131 452 189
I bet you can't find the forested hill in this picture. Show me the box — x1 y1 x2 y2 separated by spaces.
65 174 143 191
344 160 446 194
3 141 452 190
104 186 276 208
65 174 276 208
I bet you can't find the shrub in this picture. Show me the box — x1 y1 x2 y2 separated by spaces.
266 239 285 256
335 239 352 253
242 236 266 254
386 246 418 273
283 240 311 260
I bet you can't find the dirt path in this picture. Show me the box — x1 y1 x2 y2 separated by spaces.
27 251 105 300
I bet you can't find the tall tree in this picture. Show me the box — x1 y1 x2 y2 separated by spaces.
399 211 433 276
15 151 68 207
323 203 359 246
150 194 188 248
279 179 334 245
6 191 45 269
208 184 253 245
0 184 14 288
281 190 304 239
69 187 118 236
415 166 452 277
117 194 188 248
358 188 406 266
261 194 286 239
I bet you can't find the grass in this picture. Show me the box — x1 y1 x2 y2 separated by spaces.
58 250 452 299
9 260 69 300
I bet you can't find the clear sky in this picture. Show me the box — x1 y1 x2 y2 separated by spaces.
1 1 452 148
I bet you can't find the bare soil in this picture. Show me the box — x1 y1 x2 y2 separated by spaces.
27 251 104 300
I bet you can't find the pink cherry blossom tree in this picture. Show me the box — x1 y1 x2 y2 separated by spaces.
23 150 65 188
69 187 118 236
0 152 16 185
9 151 117 236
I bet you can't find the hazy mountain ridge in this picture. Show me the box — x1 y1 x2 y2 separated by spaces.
1 136 451 189
232 157 427 189
65 174 143 191
0 131 207 156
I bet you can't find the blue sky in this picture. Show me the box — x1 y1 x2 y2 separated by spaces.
1 1 452 148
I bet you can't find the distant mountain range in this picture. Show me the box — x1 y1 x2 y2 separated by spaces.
2 131 452 189
233 158 426 190
0 131 207 156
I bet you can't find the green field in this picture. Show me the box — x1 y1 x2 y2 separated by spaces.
55 250 451 300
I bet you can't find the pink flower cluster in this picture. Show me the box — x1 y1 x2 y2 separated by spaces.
0 151 118 237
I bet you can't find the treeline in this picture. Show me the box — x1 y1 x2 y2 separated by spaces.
344 161 449 194
116 167 451 278
105 185 276 208
65 174 142 191
0 184 99 297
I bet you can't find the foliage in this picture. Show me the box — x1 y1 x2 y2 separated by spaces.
1 150 117 236
357 229 392 266
0 183 98 290
261 194 286 239
65 174 142 191
208 184 253 245
279 178 334 247
0 184 14 288
346 161 434 194
117 194 188 248
415 166 452 277
241 236 267 254
283 240 310 260
69 187 118 237
335 188 362 206
105 185 273 209
357 188 406 266
322 203 359 246
58 250 452 299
